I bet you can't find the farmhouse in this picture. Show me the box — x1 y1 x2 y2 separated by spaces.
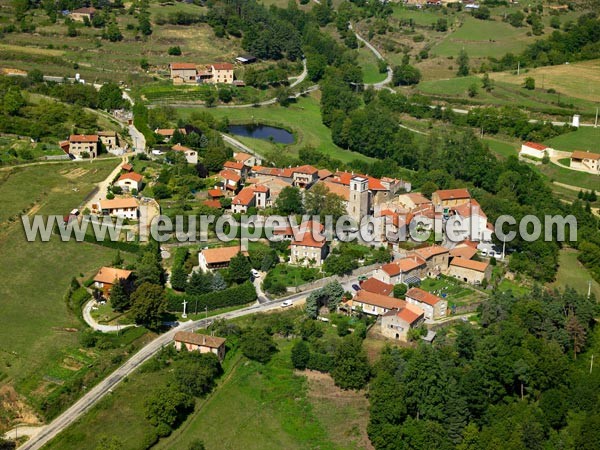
93 267 133 297
99 198 139 219
198 63 235 84
570 151 600 174
174 331 226 360
380 304 425 341
65 134 99 159
290 231 329 266
233 151 261 167
198 246 247 271
432 188 471 210
520 142 549 159
70 7 96 22
360 277 394 296
413 245 450 276
170 63 198 84
171 143 198 164
346 290 406 316
448 257 491 285
231 185 269 214
405 287 447 320
115 172 143 193
218 169 242 192
98 131 119 151
155 128 187 141
374 256 427 285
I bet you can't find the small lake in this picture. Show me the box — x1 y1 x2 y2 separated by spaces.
228 124 295 144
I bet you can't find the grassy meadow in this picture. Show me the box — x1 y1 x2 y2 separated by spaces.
545 127 600 153
0 159 145 427
180 93 374 164
550 249 600 299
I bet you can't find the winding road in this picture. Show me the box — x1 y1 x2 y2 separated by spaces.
349 23 393 89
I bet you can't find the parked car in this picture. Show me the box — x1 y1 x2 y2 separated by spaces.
251 269 260 278
352 284 361 291
281 300 293 308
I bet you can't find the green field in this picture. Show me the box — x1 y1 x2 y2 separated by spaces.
357 44 387 85
551 249 600 299
179 93 374 164
484 138 519 159
0 160 143 426
537 161 600 191
545 127 600 153
432 16 536 58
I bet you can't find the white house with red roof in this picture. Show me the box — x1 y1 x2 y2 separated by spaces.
380 303 425 341
570 151 600 174
231 185 269 214
448 199 493 243
289 221 329 266
520 142 550 159
115 172 143 193
233 151 261 167
171 143 198 164
373 256 427 285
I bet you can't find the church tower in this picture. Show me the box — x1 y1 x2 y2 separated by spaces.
349 176 369 223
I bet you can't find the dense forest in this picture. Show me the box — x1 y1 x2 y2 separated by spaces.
368 287 600 450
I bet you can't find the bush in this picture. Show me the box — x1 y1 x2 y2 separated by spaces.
165 281 257 312
307 352 334 373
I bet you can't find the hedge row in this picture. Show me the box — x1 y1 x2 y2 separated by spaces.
166 281 257 312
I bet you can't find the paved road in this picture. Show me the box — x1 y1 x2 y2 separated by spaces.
16 276 359 450
128 124 146 153
350 23 393 90
82 157 125 213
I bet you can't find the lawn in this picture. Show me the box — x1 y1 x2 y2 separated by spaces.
545 127 600 153
550 248 600 299
0 160 143 426
179 93 374 164
536 161 600 191
420 275 485 307
484 138 519 159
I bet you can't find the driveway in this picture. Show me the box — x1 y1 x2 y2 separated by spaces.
82 157 126 213
82 299 135 333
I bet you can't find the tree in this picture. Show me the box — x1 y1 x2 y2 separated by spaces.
275 186 304 215
566 313 586 359
173 353 221 397
98 83 125 111
227 252 252 284
393 283 407 299
435 18 448 32
291 340 310 370
138 10 152 36
468 83 478 98
524 77 535 90
131 282 167 329
240 327 277 363
186 271 213 296
304 182 346 221
457 50 470 77
393 64 422 86
110 278 131 312
482 72 493 92
144 386 193 429
211 272 227 291
104 22 123 42
170 266 188 292
136 251 164 286
187 440 206 450
331 336 370 390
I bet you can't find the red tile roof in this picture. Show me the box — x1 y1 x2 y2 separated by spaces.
174 331 226 349
354 290 406 310
171 63 197 70
219 169 241 183
320 180 350 201
414 245 449 260
203 199 222 209
361 277 393 296
208 189 225 198
201 246 246 264
121 163 133 171
331 171 386 190
406 287 442 306
449 245 478 260
232 187 256 206
172 143 194 152
234 152 252 162
93 267 132 284
453 199 487 219
70 134 98 143
118 172 143 183
212 63 234 71
100 198 139 210
396 304 424 324
572 150 600 161
434 188 471 201
381 257 426 276
450 257 489 272
523 141 547 151
292 165 318 175
291 221 326 248
224 160 245 170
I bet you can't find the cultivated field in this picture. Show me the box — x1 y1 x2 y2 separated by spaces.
545 127 600 153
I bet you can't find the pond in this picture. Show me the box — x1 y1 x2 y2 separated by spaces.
228 124 295 144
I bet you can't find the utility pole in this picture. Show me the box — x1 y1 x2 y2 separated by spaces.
517 61 520 76
588 280 592 299
595 107 598 128
205 305 208 321
591 354 594 374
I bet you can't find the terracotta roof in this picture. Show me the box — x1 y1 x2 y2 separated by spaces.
174 331 226 349
171 63 197 70
251 184 269 193
449 245 478 260
100 198 139 209
434 188 471 201
232 187 256 206
331 171 386 191
450 257 489 272
402 193 430 205
361 277 393 296
292 165 318 175
571 150 600 161
381 257 426 276
291 221 326 248
406 287 442 306
320 180 350 201
121 163 133 171
318 169 333 180
453 199 487 219
208 189 225 198
203 199 222 209
234 152 252 162
94 266 132 284
414 245 449 260
395 304 424 324
212 63 234 71
171 143 194 153
200 246 246 264
69 134 98 143
219 169 241 183
224 161 245 171
72 7 97 14
97 131 116 137
117 172 143 183
354 290 406 310
523 141 547 151
156 128 186 137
